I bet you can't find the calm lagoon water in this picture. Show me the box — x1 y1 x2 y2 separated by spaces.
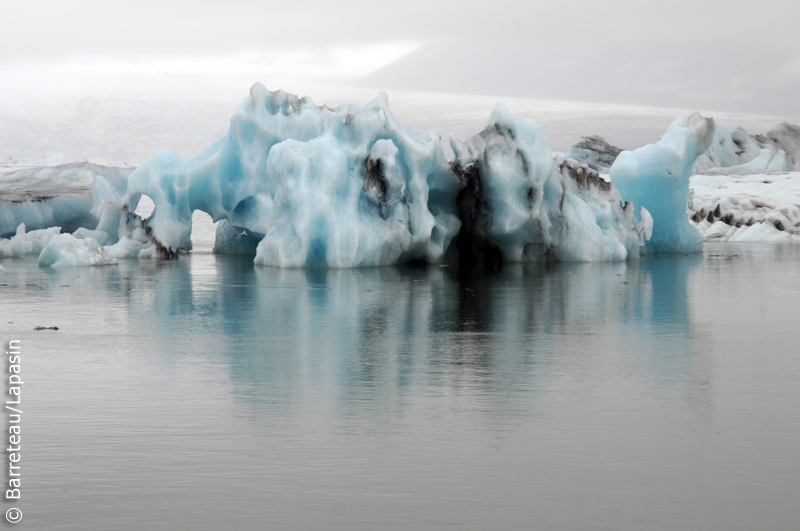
1 243 799 530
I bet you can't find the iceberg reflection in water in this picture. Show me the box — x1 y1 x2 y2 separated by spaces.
126 253 705 414
3 245 799 530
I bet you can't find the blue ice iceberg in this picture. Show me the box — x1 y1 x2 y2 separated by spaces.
2 84 728 268
123 84 460 267
123 89 652 267
609 112 715 254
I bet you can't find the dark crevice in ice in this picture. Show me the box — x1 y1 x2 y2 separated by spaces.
363 156 391 219
449 160 503 271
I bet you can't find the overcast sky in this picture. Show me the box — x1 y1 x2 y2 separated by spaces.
3 0 800 118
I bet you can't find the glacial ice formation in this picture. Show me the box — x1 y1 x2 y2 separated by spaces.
0 163 143 266
213 220 260 256
0 209 159 267
117 84 656 267
122 84 461 267
609 112 715 253
0 205 157 266
37 232 116 267
10 82 799 268
0 224 61 257
450 104 650 263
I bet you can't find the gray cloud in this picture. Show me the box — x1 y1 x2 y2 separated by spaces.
363 38 800 118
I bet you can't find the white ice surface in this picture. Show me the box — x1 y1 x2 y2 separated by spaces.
690 172 800 242
0 208 159 267
694 123 800 174
37 233 116 267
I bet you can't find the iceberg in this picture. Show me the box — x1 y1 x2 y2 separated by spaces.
37 232 116 267
609 112 715 254
119 86 663 267
122 84 461 267
213 221 260 256
449 104 649 264
760 123 800 169
0 162 159 267
0 206 159 266
3 84 748 269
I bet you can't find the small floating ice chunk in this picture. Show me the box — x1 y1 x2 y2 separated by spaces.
0 223 61 257
38 233 116 267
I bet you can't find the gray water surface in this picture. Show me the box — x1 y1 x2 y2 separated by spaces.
1 244 799 530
